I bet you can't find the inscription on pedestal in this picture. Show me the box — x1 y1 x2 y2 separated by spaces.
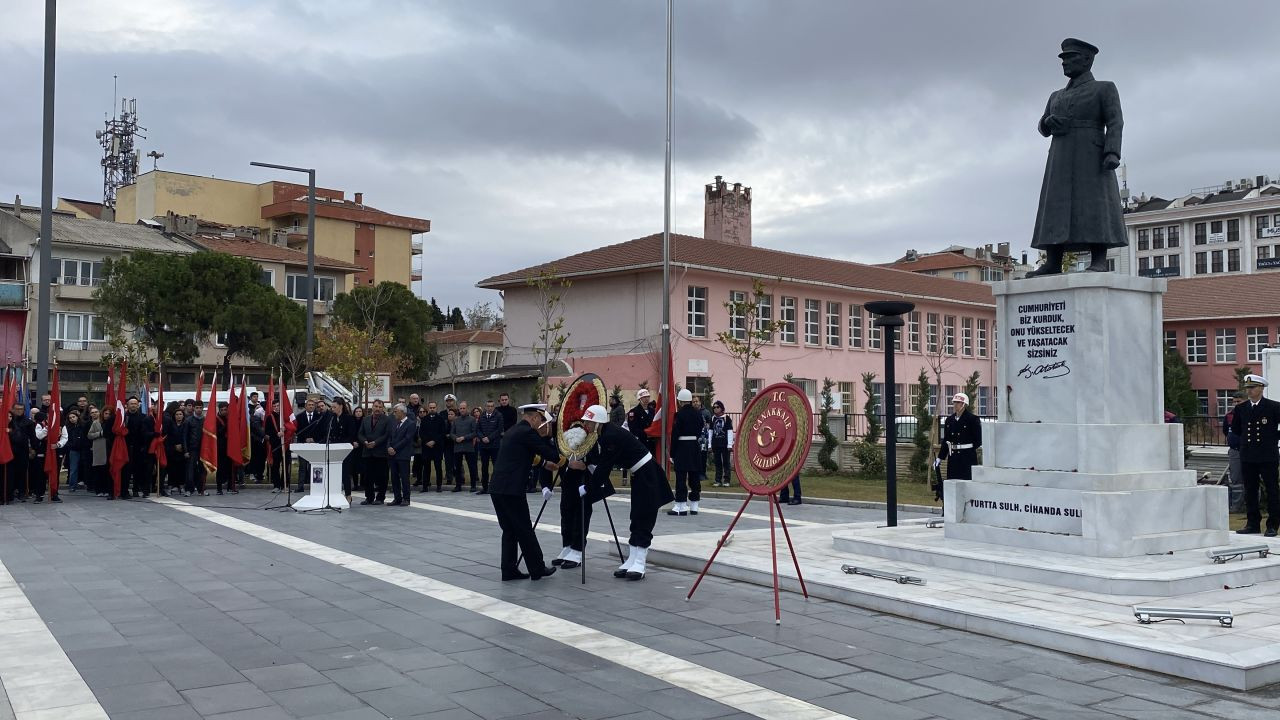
1010 298 1076 378
958 485 1083 535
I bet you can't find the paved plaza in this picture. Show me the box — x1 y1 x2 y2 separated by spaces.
2 490 1279 720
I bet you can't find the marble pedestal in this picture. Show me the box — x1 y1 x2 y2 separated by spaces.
944 273 1228 557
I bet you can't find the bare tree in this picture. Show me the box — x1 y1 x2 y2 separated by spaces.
716 278 780 407
526 267 573 402
464 301 502 331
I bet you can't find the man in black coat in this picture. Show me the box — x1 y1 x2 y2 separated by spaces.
668 389 704 517
476 400 505 493
292 397 320 492
581 408 674 580
1231 375 1280 536
490 404 562 581
184 402 206 495
4 403 32 503
496 393 518 437
386 403 416 506
123 397 156 498
937 392 983 500
418 400 448 491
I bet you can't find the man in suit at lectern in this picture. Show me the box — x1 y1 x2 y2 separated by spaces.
387 403 416 506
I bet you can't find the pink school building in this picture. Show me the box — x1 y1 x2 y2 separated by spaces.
480 178 998 416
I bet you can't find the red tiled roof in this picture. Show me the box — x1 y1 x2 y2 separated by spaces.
882 251 1005 273
427 329 503 345
59 198 108 219
1164 273 1280 321
189 234 363 272
478 233 995 307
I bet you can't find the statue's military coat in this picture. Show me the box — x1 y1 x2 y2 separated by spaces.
1031 71 1127 251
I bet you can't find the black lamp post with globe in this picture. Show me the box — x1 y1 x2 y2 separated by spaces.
866 300 915 527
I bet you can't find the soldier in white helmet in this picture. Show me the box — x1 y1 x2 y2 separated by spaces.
937 392 982 501
668 388 704 516
552 419 615 569
578 404 673 580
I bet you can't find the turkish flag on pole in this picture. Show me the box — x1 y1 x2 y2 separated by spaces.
227 377 245 467
279 375 296 447
150 373 167 471
195 369 205 406
263 374 275 467
201 373 219 475
645 352 676 474
110 362 131 497
0 367 14 466
44 366 61 492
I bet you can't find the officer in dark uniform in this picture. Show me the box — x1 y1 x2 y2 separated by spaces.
669 389 704 516
490 404 562 580
552 413 616 570
627 388 653 450
1230 374 1280 536
580 406 675 580
937 392 982 497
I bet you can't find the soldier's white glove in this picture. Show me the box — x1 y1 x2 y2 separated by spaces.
541 487 552 501
578 485 587 497
933 458 941 469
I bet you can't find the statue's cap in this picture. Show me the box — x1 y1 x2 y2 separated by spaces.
1059 38 1099 57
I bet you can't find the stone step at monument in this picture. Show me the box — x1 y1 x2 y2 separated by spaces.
986 422 1184 474
972 465 1198 491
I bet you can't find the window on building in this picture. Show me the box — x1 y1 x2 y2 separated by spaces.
1261 246 1272 261
1167 225 1180 247
952 271 969 281
894 383 905 415
1214 328 1236 363
51 312 107 343
1169 254 1180 268
870 382 884 416
1108 258 1117 271
944 315 957 356
1138 257 1150 271
686 286 708 338
1211 220 1223 236
804 299 821 345
1247 327 1270 362
1164 330 1177 352
260 269 274 287
1137 229 1149 251
51 258 102 286
926 312 940 354
756 294 773 340
1195 252 1208 274
837 381 855 412
747 378 764 399
977 318 989 358
1216 390 1236 418
869 320 882 350
286 275 335 301
977 386 991 416
1153 255 1165 270
728 290 747 340
848 304 863 349
1195 389 1210 417
961 317 973 356
1228 248 1240 272
980 266 1005 282
779 296 797 344
908 311 921 353
480 350 503 370
1211 250 1224 273
825 301 841 347
1227 219 1240 243
1186 329 1206 363
1152 226 1164 250
214 332 229 348
1194 222 1207 245
684 376 713 399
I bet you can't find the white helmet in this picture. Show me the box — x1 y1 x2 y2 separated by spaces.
676 388 693 402
636 388 651 400
581 404 610 424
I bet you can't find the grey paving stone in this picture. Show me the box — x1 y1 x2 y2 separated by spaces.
157 659 247 690
916 672 1021 703
205 705 296 720
111 705 205 720
1090 675 1213 707
448 685 553 718
1009 672 1122 705
248 662 333 692
907 691 1028 720
323 662 411 693
738 668 846 701
999 694 1125 720
94 680 187 714
833 670 939 701
844 651 947 680
1092 695 1221 720
812 692 933 720
1191 699 1280 720
180 681 275 715
357 683 457 716
920 654 1027 683
75 657 164 688
269 682 368 717
306 709 398 720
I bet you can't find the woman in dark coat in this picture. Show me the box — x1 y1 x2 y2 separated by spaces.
329 398 360 501
165 409 188 494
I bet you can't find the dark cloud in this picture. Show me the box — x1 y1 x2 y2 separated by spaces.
1 0 1278 310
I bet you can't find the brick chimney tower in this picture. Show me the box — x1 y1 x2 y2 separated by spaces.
704 175 751 246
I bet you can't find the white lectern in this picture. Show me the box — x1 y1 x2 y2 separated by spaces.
290 442 353 510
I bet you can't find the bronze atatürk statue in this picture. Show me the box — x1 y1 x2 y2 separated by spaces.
1026 38 1127 277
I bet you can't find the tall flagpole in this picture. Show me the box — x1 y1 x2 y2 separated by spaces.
35 0 56 400
659 0 673 473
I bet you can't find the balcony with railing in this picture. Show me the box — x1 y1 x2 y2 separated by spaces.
0 280 26 309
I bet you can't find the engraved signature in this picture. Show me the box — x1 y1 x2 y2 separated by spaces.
1017 361 1070 379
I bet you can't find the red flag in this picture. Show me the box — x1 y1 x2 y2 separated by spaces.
279 375 296 447
227 377 245 467
195 369 205 406
263 374 275 466
150 373 167 470
645 353 676 474
44 367 62 489
238 374 251 465
0 367 14 466
201 373 219 475
110 362 130 497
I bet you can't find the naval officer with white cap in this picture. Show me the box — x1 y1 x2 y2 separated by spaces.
1231 374 1280 536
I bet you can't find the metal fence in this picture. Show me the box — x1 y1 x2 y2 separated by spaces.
1181 416 1226 447
721 413 998 443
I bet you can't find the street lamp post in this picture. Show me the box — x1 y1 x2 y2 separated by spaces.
866 300 915 527
250 161 316 357
35 0 57 401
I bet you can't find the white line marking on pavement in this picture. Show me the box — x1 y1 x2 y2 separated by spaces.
153 498 853 720
403 497 619 544
0 558 109 720
607 495 822 526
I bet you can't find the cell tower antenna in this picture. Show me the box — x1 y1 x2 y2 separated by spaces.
97 83 146 209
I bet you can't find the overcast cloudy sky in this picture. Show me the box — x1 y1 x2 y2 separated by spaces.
3 1 1279 311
